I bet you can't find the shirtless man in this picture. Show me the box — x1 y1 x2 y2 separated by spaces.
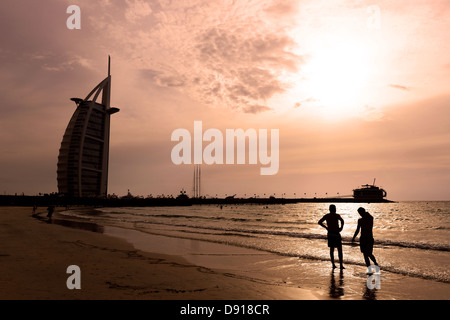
318 204 345 269
352 207 378 268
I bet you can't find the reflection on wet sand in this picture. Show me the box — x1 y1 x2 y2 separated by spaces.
363 274 378 300
329 270 344 298
32 214 104 233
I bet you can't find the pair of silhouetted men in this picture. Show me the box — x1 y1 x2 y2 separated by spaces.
318 205 378 269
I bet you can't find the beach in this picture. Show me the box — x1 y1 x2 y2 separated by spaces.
0 206 322 300
2 204 449 301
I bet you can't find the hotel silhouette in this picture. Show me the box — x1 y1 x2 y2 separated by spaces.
57 57 119 197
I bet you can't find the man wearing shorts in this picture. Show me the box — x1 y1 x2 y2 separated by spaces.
352 207 378 268
318 205 345 269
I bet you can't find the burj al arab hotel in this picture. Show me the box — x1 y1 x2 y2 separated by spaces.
57 57 119 197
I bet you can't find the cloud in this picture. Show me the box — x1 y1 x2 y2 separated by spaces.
125 0 153 22
264 0 300 16
40 55 95 72
196 27 300 70
361 105 385 121
293 97 317 108
388 83 411 91
242 104 273 114
93 0 305 114
192 26 304 112
140 69 186 87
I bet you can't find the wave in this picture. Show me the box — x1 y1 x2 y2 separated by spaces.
157 221 450 252
63 209 450 252
95 209 314 225
105 212 268 223
119 218 450 252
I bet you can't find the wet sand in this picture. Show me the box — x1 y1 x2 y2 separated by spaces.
102 224 450 300
0 207 323 300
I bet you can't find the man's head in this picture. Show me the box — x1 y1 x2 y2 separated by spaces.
358 207 366 216
329 204 336 214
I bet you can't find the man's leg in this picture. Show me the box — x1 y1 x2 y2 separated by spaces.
363 253 371 267
368 253 378 266
330 247 336 268
337 245 345 269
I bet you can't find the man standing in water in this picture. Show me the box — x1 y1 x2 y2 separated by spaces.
318 205 345 269
352 207 378 268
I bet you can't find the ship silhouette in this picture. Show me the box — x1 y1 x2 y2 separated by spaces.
353 179 387 202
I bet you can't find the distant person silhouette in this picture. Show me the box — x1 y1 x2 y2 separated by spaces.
352 207 378 268
318 205 345 269
46 205 55 220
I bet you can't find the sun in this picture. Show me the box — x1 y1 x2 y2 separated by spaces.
296 40 372 119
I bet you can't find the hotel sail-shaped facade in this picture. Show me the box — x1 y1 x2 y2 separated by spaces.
57 58 119 197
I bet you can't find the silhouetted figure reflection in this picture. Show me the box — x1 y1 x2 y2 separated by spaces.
318 204 345 269
363 282 377 300
329 269 345 298
352 207 378 268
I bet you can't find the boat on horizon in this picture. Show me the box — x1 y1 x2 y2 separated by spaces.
353 179 387 202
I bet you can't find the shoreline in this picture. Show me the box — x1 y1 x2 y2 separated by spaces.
0 206 323 300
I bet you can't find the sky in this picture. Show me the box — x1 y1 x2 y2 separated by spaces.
0 0 449 201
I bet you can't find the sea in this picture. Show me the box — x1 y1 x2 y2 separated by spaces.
61 201 450 300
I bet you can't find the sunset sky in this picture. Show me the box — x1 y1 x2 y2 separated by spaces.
1 0 449 200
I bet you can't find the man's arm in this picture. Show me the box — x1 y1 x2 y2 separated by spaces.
318 216 328 230
339 215 344 232
352 220 361 242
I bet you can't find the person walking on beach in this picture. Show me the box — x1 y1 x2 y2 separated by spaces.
352 207 378 268
318 204 345 269
46 205 55 220
32 204 37 215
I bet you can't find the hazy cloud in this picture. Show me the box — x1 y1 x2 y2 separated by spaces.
95 0 305 114
264 0 300 16
192 25 304 112
140 69 186 87
125 0 153 22
361 105 385 122
389 83 410 91
293 97 317 108
242 104 273 114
